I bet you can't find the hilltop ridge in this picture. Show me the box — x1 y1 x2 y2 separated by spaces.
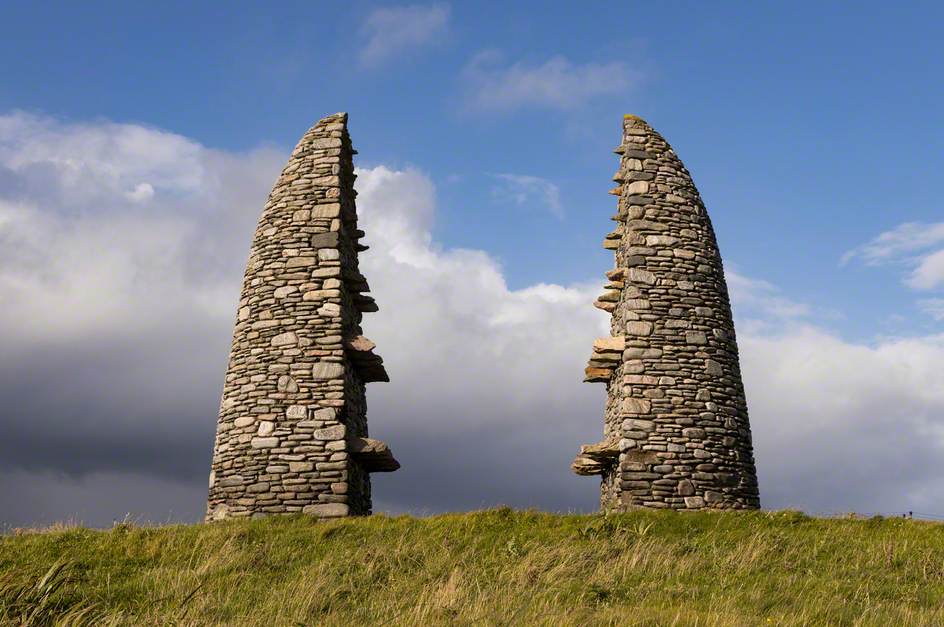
2 509 943 625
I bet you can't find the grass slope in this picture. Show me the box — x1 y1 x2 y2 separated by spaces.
2 509 944 625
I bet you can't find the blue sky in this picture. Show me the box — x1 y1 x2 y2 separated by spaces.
4 1 942 338
1 2 943 526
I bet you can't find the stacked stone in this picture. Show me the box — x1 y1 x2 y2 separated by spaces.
572 115 760 511
207 112 398 521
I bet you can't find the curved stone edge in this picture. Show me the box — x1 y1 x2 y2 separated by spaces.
573 114 760 513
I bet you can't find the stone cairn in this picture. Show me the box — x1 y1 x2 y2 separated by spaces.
572 115 760 511
207 112 398 521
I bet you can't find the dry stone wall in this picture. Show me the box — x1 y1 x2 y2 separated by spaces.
207 112 398 521
573 115 760 511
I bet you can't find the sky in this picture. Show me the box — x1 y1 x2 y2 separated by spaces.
1 2 943 527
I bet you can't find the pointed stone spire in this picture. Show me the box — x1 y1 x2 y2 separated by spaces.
207 113 398 521
573 114 760 511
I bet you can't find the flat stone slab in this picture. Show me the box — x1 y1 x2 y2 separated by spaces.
349 437 400 472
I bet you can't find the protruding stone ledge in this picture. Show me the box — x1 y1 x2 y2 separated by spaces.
571 437 620 475
348 437 400 472
603 228 622 250
584 336 624 383
584 367 613 383
595 289 620 304
343 269 370 293
593 299 617 313
354 294 379 312
594 336 625 353
344 335 389 383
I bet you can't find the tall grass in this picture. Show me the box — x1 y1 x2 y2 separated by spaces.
2 509 944 625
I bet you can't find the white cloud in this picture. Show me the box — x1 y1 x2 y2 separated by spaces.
919 299 944 321
741 327 944 514
0 111 206 204
844 221 944 299
359 3 450 68
491 173 563 219
907 249 944 291
841 222 944 266
725 269 811 325
3 112 944 526
354 166 609 507
0 112 283 343
125 182 154 202
460 51 638 112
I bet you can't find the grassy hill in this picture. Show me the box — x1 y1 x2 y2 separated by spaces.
2 508 944 625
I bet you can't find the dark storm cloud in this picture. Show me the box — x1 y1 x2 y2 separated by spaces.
0 332 224 480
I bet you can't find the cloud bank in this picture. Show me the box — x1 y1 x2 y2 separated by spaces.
2 112 944 527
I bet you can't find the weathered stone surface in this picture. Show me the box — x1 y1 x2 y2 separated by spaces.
207 113 397 522
311 407 337 421
572 114 759 512
314 425 346 441
312 204 341 218
593 336 625 353
312 362 345 380
302 503 350 517
621 398 651 415
286 405 307 419
626 181 649 195
270 331 298 347
625 321 653 336
311 232 340 249
626 268 657 285
318 303 341 317
572 455 606 476
277 375 298 393
285 256 316 269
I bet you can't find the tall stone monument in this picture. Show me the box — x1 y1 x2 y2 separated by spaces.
207 112 398 521
572 115 760 511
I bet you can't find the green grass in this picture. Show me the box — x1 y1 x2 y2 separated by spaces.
2 508 944 625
